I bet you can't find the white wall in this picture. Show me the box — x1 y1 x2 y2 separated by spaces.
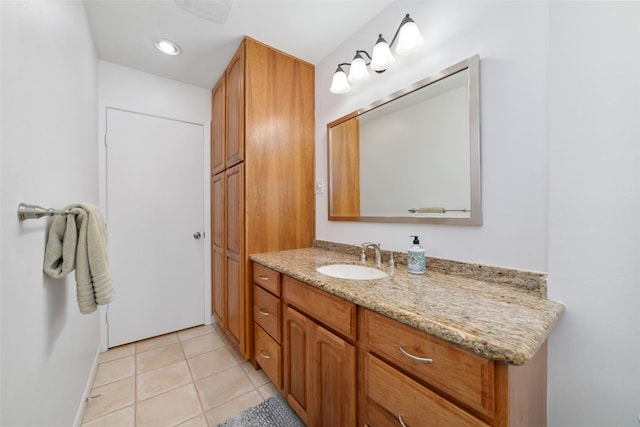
316 1 549 272
317 1 640 425
547 3 640 426
0 1 100 426
97 61 212 347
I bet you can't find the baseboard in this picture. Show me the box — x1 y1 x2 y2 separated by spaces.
73 344 102 427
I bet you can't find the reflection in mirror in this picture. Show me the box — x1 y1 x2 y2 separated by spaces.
327 55 481 225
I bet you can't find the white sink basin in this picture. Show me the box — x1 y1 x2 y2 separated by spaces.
316 264 387 280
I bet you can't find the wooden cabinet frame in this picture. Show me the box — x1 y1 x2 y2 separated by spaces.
211 37 315 358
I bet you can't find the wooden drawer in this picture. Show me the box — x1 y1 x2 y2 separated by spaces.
253 263 281 296
361 309 495 418
254 324 282 389
283 276 357 341
253 284 281 343
363 353 490 427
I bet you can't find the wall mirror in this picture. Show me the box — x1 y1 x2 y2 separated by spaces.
327 54 481 225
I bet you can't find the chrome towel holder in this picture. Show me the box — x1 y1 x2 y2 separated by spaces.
17 203 71 221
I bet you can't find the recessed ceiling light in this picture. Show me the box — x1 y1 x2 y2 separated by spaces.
154 38 181 56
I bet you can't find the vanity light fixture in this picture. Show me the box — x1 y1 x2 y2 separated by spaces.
329 13 424 94
154 38 182 55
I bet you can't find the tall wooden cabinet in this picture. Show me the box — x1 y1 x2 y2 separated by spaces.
211 37 315 358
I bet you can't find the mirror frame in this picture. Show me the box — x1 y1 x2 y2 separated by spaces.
327 54 481 225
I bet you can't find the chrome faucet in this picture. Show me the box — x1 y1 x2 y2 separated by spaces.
361 242 382 266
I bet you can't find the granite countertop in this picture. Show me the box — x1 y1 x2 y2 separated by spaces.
249 246 565 365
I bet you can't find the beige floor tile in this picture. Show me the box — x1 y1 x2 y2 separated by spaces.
136 332 179 354
241 361 271 388
137 360 192 401
195 365 255 410
258 382 280 400
136 384 202 427
82 377 135 422
218 330 234 347
176 413 209 427
204 390 263 426
92 355 135 388
81 405 134 427
178 324 216 342
187 346 238 380
136 342 184 374
98 343 135 364
182 332 226 359
226 342 248 364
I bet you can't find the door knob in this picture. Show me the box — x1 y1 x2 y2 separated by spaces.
193 232 202 239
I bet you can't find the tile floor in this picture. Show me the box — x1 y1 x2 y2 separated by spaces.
81 324 279 427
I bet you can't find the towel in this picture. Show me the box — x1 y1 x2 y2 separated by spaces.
43 203 115 314
43 213 77 278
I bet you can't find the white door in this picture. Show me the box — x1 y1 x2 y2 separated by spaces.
106 108 205 347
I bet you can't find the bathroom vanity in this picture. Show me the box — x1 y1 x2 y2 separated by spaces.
249 242 564 427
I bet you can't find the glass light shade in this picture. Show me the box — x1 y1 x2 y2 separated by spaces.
330 69 350 94
370 37 395 72
348 56 369 82
395 21 424 55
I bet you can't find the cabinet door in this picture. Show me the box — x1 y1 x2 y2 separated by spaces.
225 42 244 167
211 77 225 175
283 306 313 426
225 164 244 350
314 324 356 427
211 172 226 327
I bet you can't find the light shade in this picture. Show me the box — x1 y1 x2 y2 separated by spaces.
395 17 424 55
370 34 395 72
330 66 350 94
154 38 181 55
348 55 369 83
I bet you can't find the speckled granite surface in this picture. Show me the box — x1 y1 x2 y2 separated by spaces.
249 246 565 366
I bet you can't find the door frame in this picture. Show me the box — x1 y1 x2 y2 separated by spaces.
98 105 211 351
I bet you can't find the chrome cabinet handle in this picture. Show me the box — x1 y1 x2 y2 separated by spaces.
193 232 202 239
398 414 407 427
259 275 269 281
259 350 271 359
399 345 433 363
258 309 270 316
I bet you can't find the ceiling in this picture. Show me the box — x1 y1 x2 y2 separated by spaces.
84 0 394 89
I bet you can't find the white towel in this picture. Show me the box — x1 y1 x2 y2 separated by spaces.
44 203 115 314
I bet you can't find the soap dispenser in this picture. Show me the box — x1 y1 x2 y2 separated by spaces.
407 235 426 275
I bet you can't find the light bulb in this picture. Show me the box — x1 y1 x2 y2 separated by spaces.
370 35 395 72
395 20 424 55
348 56 369 83
330 66 350 94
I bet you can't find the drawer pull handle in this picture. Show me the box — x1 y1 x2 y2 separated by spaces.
259 275 270 281
259 350 271 359
397 414 408 427
399 345 433 363
258 309 270 316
